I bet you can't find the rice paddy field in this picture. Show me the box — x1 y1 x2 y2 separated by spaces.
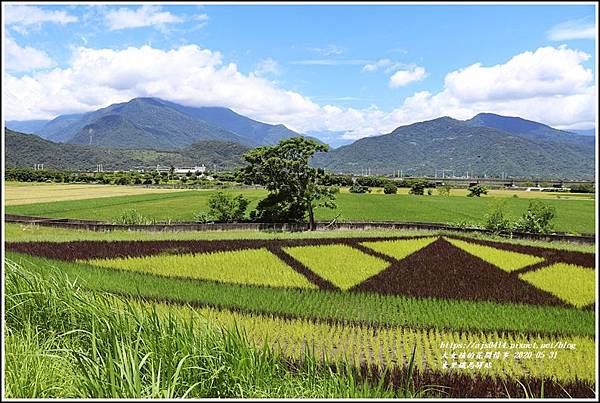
4 181 187 206
4 223 597 398
4 183 596 234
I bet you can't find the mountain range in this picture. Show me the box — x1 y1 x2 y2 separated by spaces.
311 114 594 179
7 97 309 149
5 98 595 179
5 129 249 172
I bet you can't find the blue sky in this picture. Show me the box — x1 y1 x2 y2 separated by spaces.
4 3 597 142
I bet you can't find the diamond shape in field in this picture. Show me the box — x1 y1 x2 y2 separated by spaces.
519 263 595 308
85 248 316 289
282 244 389 290
445 238 544 272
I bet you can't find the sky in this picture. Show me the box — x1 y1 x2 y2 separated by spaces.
3 2 597 144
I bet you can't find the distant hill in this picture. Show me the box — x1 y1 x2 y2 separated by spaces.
158 101 307 146
33 113 86 142
5 129 250 171
8 97 313 149
312 116 595 179
305 130 353 148
465 113 594 149
569 129 595 137
5 119 49 134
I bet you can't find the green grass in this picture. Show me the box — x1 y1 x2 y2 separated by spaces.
5 190 266 222
84 248 316 290
445 238 545 272
361 237 436 260
8 252 594 337
4 223 594 253
283 244 389 290
519 264 596 308
4 258 408 398
5 188 595 234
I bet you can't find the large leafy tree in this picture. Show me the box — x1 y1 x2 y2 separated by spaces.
242 137 337 230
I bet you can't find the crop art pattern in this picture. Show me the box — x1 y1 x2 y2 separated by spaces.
7 235 594 308
6 234 596 398
85 248 317 290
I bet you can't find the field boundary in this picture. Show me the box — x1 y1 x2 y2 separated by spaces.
4 214 595 244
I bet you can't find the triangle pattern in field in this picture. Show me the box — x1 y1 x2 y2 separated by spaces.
445 237 544 272
360 237 437 261
351 238 567 307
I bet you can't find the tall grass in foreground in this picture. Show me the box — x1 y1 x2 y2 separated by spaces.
4 258 426 398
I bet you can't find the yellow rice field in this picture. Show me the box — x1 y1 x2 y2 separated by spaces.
4 182 189 206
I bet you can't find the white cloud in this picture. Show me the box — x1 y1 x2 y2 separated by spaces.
308 44 344 56
291 59 369 65
3 44 595 138
362 59 391 72
254 58 281 76
380 46 596 131
362 59 407 73
3 44 320 123
443 45 591 101
547 18 596 41
195 14 210 22
389 67 427 87
105 5 183 31
5 37 55 72
5 5 78 33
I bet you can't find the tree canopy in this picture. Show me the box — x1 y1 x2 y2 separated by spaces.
241 137 337 230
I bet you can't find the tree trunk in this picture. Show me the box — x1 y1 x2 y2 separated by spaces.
308 203 316 231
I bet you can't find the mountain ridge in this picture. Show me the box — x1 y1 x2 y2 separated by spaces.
7 97 311 149
312 116 594 179
5 129 250 171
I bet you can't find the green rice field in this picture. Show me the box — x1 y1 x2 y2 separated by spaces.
5 186 596 234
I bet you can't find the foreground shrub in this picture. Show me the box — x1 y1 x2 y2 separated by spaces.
513 201 556 234
207 192 249 222
437 184 451 196
349 184 370 194
408 180 428 195
467 185 488 197
383 182 398 194
114 209 152 225
484 203 513 234
193 211 214 224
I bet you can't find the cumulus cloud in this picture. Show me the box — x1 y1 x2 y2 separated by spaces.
547 17 596 41
443 45 592 101
254 58 281 76
5 37 55 72
3 44 595 137
3 44 320 124
105 5 183 30
389 67 427 87
380 46 596 131
4 5 78 33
